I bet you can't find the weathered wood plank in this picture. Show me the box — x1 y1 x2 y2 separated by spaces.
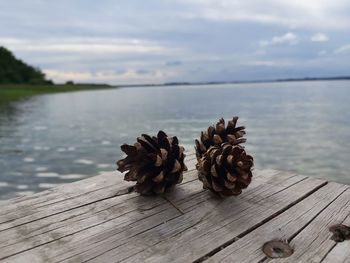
266 186 350 263
0 157 198 254
206 182 349 263
0 168 273 261
49 172 305 262
322 214 350 263
0 170 201 259
0 155 197 232
1 170 304 262
61 171 303 263
0 153 197 209
101 176 324 263
3 153 349 263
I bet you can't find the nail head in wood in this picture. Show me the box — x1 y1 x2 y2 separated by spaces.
262 239 294 258
329 224 350 242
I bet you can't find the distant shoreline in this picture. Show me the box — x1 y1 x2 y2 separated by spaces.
1 76 349 107
0 84 115 107
119 76 350 88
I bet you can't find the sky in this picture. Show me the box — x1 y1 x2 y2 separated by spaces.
1 0 350 85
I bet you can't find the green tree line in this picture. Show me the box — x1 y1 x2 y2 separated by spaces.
0 46 52 85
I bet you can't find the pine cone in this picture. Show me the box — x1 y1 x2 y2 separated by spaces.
195 117 246 160
197 143 253 197
117 131 187 195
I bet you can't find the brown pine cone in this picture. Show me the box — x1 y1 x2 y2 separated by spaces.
197 143 253 197
117 131 187 195
195 117 246 160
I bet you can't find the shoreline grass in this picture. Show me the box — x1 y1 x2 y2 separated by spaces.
0 84 115 106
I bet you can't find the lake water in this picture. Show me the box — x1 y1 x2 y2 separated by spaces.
1 80 350 200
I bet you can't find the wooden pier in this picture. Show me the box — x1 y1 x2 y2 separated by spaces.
0 153 349 262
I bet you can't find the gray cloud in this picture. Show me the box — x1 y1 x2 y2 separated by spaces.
311 33 329 42
0 0 350 84
334 44 350 54
259 32 299 47
165 61 183 66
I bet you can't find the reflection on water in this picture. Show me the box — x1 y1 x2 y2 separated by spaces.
1 81 350 200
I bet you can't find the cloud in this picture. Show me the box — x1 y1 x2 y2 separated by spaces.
1 1 350 84
0 37 185 84
0 37 176 54
311 33 329 42
334 44 350 54
181 0 350 30
165 60 182 66
242 60 293 67
44 68 179 85
260 32 298 47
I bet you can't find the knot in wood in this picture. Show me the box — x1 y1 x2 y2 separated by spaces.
262 239 293 258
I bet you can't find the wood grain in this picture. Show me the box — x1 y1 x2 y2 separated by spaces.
0 154 349 263
322 213 350 263
117 176 323 263
269 186 350 263
206 182 348 263
1 169 294 262
0 155 197 231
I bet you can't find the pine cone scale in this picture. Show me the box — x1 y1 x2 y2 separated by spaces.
224 180 236 189
152 171 164 183
226 172 237 182
160 148 168 161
